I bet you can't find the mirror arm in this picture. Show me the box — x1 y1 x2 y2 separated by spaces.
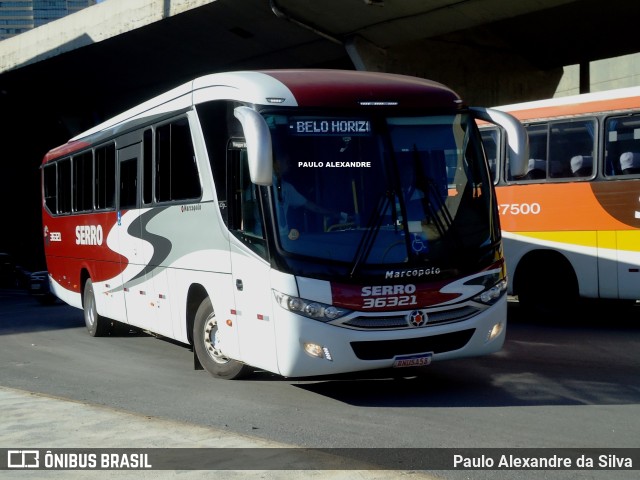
233 106 273 185
471 107 529 178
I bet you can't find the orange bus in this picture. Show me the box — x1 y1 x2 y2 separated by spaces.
481 87 640 314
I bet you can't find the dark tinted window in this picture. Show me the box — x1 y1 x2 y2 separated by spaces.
73 151 93 212
43 163 57 213
143 129 153 204
57 158 71 214
119 158 138 210
155 118 201 202
95 143 116 210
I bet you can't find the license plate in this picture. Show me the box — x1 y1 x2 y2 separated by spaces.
392 352 433 368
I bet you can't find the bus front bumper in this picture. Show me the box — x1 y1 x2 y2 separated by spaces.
272 296 507 378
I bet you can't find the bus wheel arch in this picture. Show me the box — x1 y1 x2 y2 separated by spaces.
191 295 251 380
186 284 209 346
82 276 110 337
513 249 579 317
80 268 90 300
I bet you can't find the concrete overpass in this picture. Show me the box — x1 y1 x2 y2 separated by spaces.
2 0 640 268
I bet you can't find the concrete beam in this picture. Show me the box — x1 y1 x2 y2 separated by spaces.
0 0 218 72
383 38 563 106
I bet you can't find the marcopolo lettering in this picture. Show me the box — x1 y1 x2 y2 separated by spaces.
75 225 103 246
385 267 441 279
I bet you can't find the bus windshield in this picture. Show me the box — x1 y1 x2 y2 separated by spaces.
265 111 497 272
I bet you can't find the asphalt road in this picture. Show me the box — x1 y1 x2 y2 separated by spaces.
1 289 638 479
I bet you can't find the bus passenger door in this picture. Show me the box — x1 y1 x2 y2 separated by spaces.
226 143 278 373
117 142 152 330
614 230 640 300
597 231 619 299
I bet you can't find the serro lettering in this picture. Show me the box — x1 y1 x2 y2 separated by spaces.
75 225 103 245
361 284 416 297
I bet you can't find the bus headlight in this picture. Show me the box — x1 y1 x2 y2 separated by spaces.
474 278 508 305
466 269 508 306
273 290 350 321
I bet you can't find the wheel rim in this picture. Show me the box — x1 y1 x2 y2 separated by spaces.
85 288 96 327
203 315 229 364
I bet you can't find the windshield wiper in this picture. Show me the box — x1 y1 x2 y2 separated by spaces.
421 178 453 237
349 190 394 278
410 146 452 240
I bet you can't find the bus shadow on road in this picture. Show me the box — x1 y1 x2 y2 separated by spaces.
291 301 640 408
0 290 149 337
0 291 84 334
292 356 640 409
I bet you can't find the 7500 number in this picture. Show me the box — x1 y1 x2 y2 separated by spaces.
499 203 541 215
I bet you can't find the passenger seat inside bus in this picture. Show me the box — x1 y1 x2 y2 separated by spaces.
570 155 593 177
525 158 546 179
620 152 640 174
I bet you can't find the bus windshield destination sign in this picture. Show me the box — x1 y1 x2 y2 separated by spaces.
289 118 372 136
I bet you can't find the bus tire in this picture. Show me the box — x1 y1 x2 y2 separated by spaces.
193 297 251 380
83 278 110 337
516 252 578 318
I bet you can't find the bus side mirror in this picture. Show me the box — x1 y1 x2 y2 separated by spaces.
233 106 273 186
470 107 529 178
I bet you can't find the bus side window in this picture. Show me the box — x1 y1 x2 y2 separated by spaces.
95 143 116 210
43 163 57 214
195 101 238 227
73 151 93 212
548 119 595 179
156 118 201 203
228 146 266 258
512 124 547 181
57 158 71 214
606 114 640 176
480 127 499 183
142 129 153 205
119 158 138 210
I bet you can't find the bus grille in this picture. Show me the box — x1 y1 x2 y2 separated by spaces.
350 329 475 360
342 305 481 330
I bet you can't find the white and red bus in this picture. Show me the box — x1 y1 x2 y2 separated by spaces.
41 70 527 379
481 86 640 314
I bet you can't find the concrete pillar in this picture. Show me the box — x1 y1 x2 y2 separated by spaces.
345 35 386 72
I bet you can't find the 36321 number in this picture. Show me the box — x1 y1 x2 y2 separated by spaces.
362 295 417 309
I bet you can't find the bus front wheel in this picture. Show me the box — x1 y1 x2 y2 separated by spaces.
516 252 579 318
193 298 251 380
83 278 110 337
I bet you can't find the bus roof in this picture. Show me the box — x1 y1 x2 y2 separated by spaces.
493 85 640 122
43 70 463 164
257 69 461 109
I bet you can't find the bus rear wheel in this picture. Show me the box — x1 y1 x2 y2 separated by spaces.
193 298 251 380
83 278 110 337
